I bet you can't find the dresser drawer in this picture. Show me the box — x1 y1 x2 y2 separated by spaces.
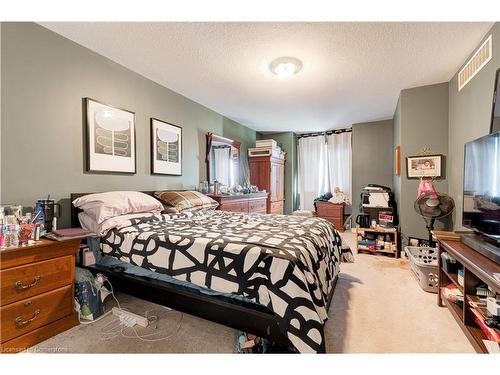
220 201 248 213
248 198 267 213
1 256 74 306
0 285 73 343
320 216 344 231
269 200 284 214
315 202 343 217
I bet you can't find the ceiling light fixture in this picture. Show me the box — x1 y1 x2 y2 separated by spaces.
269 56 303 78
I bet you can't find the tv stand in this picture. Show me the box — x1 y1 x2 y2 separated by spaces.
460 233 500 264
435 232 500 353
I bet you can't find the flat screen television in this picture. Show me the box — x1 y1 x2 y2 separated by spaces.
463 131 500 243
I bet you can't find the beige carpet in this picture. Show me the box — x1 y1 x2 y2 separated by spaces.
30 233 474 353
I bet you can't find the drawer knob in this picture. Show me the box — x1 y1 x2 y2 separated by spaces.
15 276 42 290
15 309 41 327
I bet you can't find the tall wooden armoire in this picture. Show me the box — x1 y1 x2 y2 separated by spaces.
249 156 285 214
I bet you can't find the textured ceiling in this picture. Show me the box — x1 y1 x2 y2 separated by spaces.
40 22 493 132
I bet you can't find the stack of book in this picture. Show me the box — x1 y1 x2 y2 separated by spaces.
45 228 94 241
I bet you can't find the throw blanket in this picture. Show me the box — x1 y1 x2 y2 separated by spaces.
100 210 342 353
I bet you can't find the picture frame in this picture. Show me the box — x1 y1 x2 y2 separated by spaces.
85 98 136 174
150 118 183 175
406 154 443 179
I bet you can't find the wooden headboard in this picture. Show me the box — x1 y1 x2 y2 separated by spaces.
70 191 160 228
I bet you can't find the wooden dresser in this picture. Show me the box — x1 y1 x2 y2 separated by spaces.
208 192 269 214
314 201 345 231
249 156 285 214
0 239 80 353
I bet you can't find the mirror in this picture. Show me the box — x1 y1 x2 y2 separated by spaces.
206 133 240 188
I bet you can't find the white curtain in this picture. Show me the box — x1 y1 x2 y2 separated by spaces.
298 131 352 211
298 136 329 211
326 131 352 204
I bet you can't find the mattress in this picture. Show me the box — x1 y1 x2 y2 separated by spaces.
99 210 342 353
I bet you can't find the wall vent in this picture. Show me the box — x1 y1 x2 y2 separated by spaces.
458 35 492 91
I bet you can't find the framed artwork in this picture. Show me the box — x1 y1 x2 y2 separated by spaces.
85 98 136 174
150 118 182 175
406 154 443 179
395 145 401 176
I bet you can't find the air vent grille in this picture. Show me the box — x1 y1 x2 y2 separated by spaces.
458 35 492 91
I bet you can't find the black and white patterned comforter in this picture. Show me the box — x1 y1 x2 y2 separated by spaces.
100 210 342 353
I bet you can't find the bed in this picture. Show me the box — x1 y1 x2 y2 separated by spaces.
71 191 342 353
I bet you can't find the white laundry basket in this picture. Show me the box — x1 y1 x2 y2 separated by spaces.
405 246 439 293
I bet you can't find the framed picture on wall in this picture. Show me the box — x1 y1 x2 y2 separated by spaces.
85 98 136 174
150 118 182 175
406 154 443 179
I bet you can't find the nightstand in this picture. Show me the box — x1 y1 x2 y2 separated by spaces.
0 239 80 353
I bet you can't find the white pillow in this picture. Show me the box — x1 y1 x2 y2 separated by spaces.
73 191 163 224
78 211 155 236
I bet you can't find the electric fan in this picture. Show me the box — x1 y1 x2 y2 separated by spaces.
414 191 455 244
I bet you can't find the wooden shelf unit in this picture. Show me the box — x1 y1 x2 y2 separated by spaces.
435 235 500 354
355 226 398 258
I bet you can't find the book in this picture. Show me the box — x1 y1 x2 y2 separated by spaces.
45 229 96 241
477 284 495 298
52 228 91 237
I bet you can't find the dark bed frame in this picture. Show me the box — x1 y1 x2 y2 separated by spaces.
71 192 338 353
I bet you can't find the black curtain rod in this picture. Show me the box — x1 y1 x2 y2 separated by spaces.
297 128 352 139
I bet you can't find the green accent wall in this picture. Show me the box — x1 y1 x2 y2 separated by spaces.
222 117 257 185
0 22 257 226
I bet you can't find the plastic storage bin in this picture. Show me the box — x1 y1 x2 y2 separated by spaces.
405 246 439 293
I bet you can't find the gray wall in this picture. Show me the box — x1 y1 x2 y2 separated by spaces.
259 132 298 214
352 120 394 219
396 83 450 239
1 22 257 227
392 97 401 216
448 23 500 231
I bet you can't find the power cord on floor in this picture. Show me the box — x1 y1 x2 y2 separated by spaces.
78 273 183 342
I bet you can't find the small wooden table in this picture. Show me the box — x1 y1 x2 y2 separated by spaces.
0 239 80 353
